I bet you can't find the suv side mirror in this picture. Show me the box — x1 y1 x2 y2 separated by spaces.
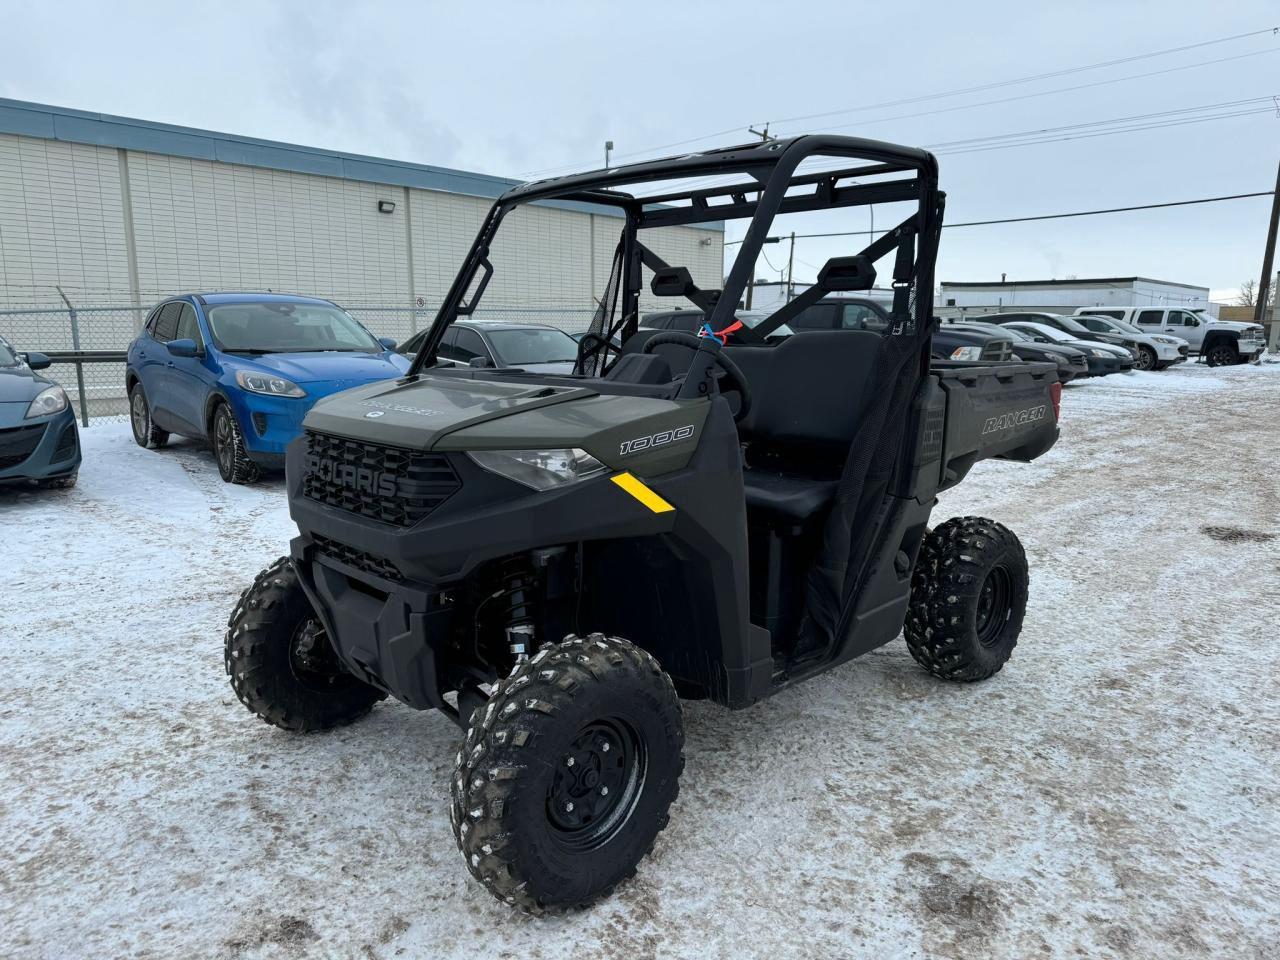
23 351 52 370
468 356 492 368
378 336 398 350
166 338 199 358
1188 318 1200 327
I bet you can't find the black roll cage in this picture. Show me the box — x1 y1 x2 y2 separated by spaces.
405 134 943 379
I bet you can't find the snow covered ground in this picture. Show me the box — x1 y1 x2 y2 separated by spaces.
2 361 1278 959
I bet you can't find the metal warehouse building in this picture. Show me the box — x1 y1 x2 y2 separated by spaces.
938 276 1214 316
0 98 723 345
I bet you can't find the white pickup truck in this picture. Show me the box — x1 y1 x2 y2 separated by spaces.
1073 307 1265 366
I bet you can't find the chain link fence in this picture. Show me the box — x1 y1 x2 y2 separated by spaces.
0 294 608 426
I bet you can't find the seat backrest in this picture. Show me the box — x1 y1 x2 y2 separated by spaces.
726 330 882 451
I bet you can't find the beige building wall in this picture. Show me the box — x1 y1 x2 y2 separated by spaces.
0 130 724 339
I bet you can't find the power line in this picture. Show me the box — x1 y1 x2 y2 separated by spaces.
768 47 1280 139
519 25 1278 177
765 26 1279 127
723 190 1275 245
629 96 1278 198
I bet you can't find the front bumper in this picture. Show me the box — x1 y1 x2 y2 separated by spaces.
0 407 81 485
234 378 403 461
1238 339 1265 360
1084 356 1125 376
230 391 314 460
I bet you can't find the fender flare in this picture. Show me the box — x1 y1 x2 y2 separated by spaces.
1201 330 1238 355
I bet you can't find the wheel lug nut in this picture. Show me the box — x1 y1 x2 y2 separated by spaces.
600 786 609 796
564 801 574 812
600 741 610 752
565 756 575 767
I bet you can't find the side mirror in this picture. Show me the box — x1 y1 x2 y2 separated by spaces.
468 356 492 368
1188 318 1200 327
378 337 398 350
166 338 199 358
23 351 52 370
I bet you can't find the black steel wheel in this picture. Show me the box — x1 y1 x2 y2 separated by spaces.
545 719 646 851
211 401 259 484
224 556 385 732
128 383 169 449
1205 343 1237 367
452 634 684 914
975 565 1013 648
904 516 1029 682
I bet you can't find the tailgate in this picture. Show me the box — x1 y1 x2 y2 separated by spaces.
931 361 1060 491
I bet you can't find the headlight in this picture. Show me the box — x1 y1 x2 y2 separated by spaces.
25 385 69 419
1153 336 1178 344
949 346 983 361
235 370 306 397
1089 348 1112 358
468 448 607 491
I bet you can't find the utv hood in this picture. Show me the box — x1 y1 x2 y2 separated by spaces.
302 372 709 475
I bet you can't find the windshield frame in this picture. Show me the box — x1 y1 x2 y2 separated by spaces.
0 335 18 366
205 300 382 355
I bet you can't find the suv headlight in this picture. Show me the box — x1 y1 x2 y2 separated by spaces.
949 346 983 361
469 448 607 490
1153 336 1178 344
25 385 69 419
1089 348 1113 358
235 370 306 397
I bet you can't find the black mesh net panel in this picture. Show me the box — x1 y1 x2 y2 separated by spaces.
577 239 625 376
796 205 942 656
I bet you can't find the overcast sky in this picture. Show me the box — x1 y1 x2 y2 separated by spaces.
3 1 1277 299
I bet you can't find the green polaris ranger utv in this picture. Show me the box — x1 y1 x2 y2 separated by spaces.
225 135 1061 913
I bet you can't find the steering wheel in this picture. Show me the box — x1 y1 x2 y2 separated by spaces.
642 331 753 422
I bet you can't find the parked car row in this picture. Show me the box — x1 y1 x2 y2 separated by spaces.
1069 306 1266 367
4 289 1265 492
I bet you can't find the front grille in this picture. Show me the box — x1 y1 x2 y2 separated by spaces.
983 341 1013 362
0 424 46 470
302 431 461 527
313 534 403 582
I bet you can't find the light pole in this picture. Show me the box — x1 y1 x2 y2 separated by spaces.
604 141 614 170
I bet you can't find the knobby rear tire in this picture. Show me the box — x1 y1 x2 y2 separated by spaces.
904 516 1028 682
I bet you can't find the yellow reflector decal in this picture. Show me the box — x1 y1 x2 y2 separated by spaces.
611 472 675 514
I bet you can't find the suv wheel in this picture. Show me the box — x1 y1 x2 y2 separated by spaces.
451 634 684 914
904 516 1028 682
1205 343 1238 367
224 557 386 731
212 401 259 484
1134 345 1157 371
129 384 169 449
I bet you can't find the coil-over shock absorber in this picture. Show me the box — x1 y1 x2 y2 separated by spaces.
497 555 537 663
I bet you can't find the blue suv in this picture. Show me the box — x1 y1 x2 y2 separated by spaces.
125 293 409 483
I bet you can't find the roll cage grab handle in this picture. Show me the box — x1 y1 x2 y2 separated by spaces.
404 135 941 379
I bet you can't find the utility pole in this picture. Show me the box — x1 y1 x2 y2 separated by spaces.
748 123 773 142
785 232 796 302
1269 270 1280 353
1255 156 1280 327
604 140 614 170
